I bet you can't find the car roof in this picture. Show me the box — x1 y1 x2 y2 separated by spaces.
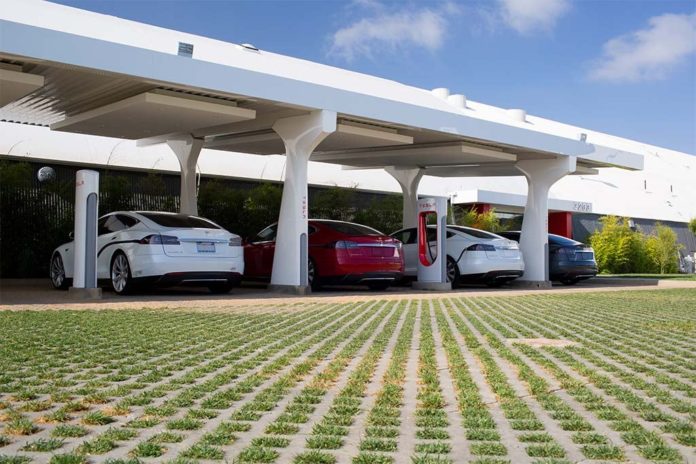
390 225 504 240
500 231 583 246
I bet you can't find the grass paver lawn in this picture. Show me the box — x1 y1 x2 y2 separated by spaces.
1 289 694 463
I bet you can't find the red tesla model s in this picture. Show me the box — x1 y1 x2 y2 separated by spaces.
244 219 404 290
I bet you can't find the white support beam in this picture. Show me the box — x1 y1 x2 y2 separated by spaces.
516 156 577 284
0 68 45 107
167 135 204 216
270 110 337 293
384 166 424 229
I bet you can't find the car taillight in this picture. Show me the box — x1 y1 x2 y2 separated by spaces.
228 237 242 247
334 240 359 249
139 234 180 245
467 243 496 251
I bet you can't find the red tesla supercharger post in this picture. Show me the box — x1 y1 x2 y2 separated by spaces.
413 196 451 291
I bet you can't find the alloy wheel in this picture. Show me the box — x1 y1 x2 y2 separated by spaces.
447 259 457 283
50 254 65 289
307 259 315 286
111 254 130 293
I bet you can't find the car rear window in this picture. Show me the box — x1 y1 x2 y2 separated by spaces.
319 221 382 236
499 231 520 241
447 225 500 239
139 213 220 229
549 234 582 246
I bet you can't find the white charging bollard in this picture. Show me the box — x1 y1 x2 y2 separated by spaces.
413 196 451 291
69 169 102 299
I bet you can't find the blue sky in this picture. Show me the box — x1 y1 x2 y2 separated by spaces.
54 0 696 154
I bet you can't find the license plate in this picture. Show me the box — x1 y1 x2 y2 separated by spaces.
197 242 215 253
370 247 392 257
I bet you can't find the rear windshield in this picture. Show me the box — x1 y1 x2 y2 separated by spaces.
139 213 220 229
549 234 582 246
319 221 382 236
499 231 520 241
447 225 500 239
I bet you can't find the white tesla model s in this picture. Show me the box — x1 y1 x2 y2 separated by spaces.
50 211 244 294
390 225 524 287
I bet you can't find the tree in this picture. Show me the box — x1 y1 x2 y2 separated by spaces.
589 216 653 274
689 217 696 236
352 195 402 234
243 183 283 237
454 207 505 232
100 174 133 212
198 180 247 234
645 223 681 274
310 186 356 221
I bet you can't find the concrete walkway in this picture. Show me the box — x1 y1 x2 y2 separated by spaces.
1 278 694 311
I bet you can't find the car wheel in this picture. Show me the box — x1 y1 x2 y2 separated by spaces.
208 282 234 294
308 258 321 290
446 256 461 289
111 252 134 295
50 253 70 290
367 281 390 291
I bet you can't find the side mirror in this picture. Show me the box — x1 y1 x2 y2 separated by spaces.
69 231 74 240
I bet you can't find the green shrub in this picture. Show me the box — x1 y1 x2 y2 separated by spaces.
454 206 507 232
645 223 681 274
589 216 653 273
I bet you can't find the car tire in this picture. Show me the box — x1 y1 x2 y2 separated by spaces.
111 252 134 295
308 258 321 291
208 282 234 294
446 256 461 289
367 281 390 291
50 253 70 290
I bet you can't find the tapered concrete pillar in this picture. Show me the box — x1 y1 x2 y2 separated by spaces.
384 166 424 229
270 110 336 293
516 156 576 285
167 135 204 216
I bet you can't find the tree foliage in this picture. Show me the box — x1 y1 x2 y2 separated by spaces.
590 216 681 274
453 207 506 232
645 223 681 274
689 217 696 236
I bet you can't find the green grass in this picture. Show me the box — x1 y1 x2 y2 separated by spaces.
130 441 165 457
294 450 337 463
49 454 87 464
4 417 38 435
77 436 116 454
21 438 64 452
0 291 693 464
52 424 88 438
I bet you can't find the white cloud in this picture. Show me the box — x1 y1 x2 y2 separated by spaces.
589 13 696 82
498 0 570 34
328 3 457 61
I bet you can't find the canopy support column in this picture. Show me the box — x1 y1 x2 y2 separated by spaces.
270 110 336 294
516 156 576 286
385 166 424 229
167 135 204 216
